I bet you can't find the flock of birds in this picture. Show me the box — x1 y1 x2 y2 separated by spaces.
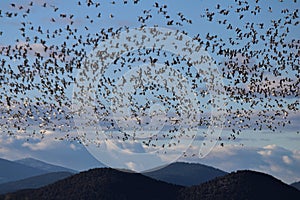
0 0 299 154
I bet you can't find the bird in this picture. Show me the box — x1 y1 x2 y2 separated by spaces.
0 0 298 159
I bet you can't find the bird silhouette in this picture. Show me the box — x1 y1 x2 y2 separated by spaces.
0 0 298 157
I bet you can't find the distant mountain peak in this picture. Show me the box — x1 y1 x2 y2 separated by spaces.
14 157 77 173
143 161 227 186
0 158 47 184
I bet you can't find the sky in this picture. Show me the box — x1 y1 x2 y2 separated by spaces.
0 0 299 184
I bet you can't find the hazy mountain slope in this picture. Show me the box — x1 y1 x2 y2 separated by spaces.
14 158 77 173
0 172 73 194
143 162 227 186
178 170 300 200
291 181 300 190
1 168 182 200
0 158 47 184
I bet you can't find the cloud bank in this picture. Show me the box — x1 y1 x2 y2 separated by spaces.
180 144 300 184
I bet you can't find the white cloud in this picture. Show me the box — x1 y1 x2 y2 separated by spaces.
126 162 137 170
282 155 293 165
70 143 79 151
103 140 146 154
264 144 277 150
180 144 300 184
19 130 63 151
258 149 272 156
1 131 300 183
22 140 55 151
0 134 104 171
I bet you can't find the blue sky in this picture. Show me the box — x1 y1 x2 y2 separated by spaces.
0 0 299 183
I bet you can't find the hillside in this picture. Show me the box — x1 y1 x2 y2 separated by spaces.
0 158 47 184
15 158 77 173
1 168 300 200
143 162 227 186
0 168 182 200
0 172 73 194
291 181 300 190
178 170 300 200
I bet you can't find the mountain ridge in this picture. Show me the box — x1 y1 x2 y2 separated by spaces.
0 168 182 200
0 158 47 184
0 172 73 194
14 158 77 173
179 170 300 200
143 162 227 186
1 168 300 200
291 181 300 191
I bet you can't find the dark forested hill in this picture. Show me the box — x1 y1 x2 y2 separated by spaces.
1 169 300 200
143 162 227 186
0 168 182 200
178 170 300 200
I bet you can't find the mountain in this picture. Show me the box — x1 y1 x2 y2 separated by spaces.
0 158 47 184
0 168 183 200
178 170 300 200
291 181 300 190
143 162 227 186
1 168 300 200
14 158 77 173
0 172 73 194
